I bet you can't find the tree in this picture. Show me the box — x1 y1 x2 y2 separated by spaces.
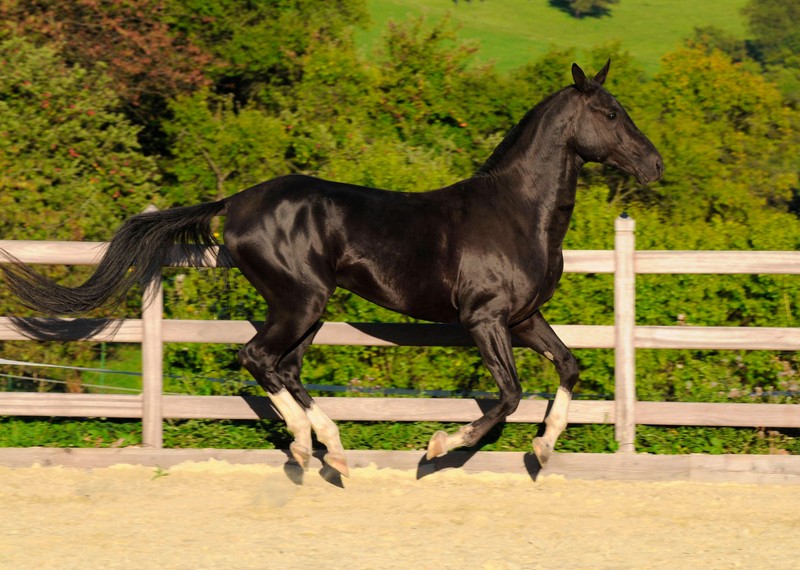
638 47 800 227
550 0 620 19
163 0 369 105
0 1 213 120
740 0 800 106
162 91 291 205
742 0 800 67
0 37 159 241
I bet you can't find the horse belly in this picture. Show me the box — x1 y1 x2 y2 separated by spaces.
336 258 459 324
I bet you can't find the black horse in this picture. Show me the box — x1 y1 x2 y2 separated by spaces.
1 62 662 476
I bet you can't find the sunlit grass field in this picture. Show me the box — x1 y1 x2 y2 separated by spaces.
358 0 749 75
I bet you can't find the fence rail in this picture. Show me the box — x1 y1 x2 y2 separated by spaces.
1 216 799 456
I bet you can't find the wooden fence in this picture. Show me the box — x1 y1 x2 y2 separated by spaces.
1 215 799 466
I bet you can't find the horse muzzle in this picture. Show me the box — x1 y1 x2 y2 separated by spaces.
636 154 664 185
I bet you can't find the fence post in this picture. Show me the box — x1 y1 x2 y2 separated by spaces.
141 205 164 448
614 214 636 453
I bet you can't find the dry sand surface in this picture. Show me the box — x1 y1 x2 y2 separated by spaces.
1 460 798 570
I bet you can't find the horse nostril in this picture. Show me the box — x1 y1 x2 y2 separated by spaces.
654 156 664 178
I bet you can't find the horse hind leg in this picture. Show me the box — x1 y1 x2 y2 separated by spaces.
238 335 314 469
275 325 349 477
239 306 349 477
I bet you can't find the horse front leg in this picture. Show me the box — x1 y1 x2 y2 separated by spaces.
511 311 579 466
426 317 522 459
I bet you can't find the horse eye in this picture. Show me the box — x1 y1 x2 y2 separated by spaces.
607 112 617 120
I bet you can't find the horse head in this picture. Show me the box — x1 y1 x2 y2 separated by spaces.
570 60 663 185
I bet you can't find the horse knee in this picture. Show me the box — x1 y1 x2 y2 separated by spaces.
559 353 580 387
237 343 255 368
238 342 273 371
238 342 282 393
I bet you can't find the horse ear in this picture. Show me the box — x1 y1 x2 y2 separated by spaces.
572 63 589 92
593 59 611 86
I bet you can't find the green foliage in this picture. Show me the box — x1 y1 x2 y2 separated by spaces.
163 92 291 204
0 0 212 107
0 37 160 390
642 47 800 225
0 417 142 448
164 0 369 103
0 37 159 240
741 0 800 67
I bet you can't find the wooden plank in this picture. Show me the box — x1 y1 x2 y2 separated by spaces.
636 250 800 274
0 240 229 268
0 317 142 342
635 326 800 350
0 240 615 272
1 448 798 484
0 393 614 424
686 454 800 484
0 393 143 417
5 317 798 351
161 395 614 424
636 401 800 428
0 317 615 348
4 240 799 275
563 250 614 273
0 240 107 265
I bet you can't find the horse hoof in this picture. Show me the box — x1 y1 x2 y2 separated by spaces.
323 452 350 478
532 437 552 467
289 442 312 470
426 430 449 460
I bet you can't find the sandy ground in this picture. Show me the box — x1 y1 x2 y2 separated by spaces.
0 461 798 570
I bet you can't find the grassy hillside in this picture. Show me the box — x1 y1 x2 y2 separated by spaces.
358 0 749 75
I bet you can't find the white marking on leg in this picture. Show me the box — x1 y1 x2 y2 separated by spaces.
307 404 349 476
544 350 555 361
533 386 572 465
545 386 571 439
268 389 312 458
306 404 342 452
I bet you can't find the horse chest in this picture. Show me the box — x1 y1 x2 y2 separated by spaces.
513 250 564 312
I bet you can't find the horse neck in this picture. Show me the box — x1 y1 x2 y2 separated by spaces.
479 90 583 237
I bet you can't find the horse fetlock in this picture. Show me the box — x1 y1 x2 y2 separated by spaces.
532 436 554 466
289 441 312 470
323 452 349 478
426 425 474 460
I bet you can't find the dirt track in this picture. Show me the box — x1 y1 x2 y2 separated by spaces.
1 461 798 570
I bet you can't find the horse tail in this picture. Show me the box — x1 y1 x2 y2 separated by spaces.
0 200 229 315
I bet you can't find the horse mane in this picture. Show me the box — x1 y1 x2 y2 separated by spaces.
475 86 574 176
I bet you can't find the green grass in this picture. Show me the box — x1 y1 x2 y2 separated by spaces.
80 344 142 393
358 0 749 75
